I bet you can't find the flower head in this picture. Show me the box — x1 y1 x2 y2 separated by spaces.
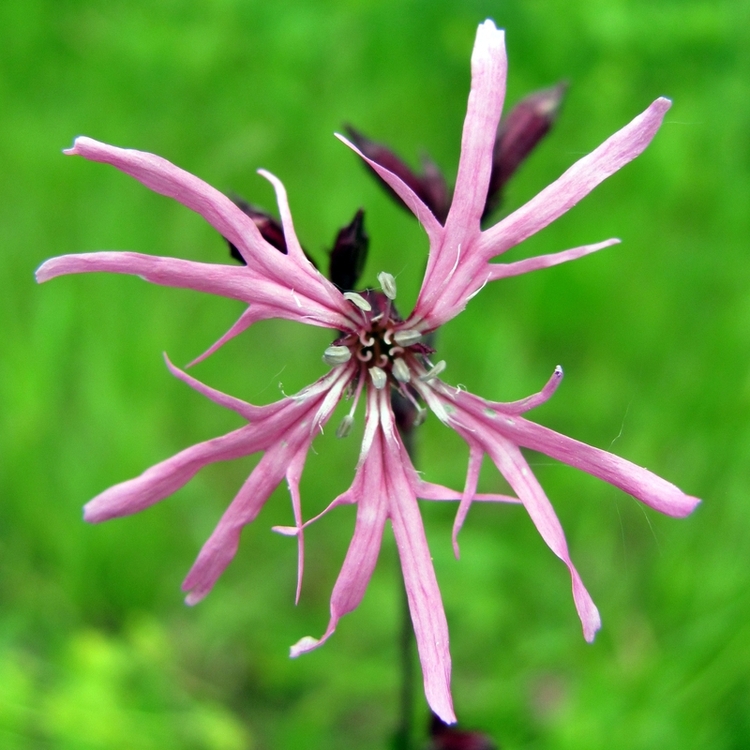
37 20 699 724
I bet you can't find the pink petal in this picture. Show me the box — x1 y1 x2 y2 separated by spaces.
390 449 456 724
258 169 310 265
37 252 250 300
485 438 601 641
379 391 455 723
496 365 564 415
413 480 520 505
508 416 701 518
62 137 355 327
36 251 350 331
413 22 507 331
487 238 620 281
64 137 268 263
444 21 507 243
164 353 274 421
285 448 309 604
83 423 266 522
182 446 291 604
335 133 443 245
451 444 484 558
479 98 672 260
182 370 350 604
448 386 701 517
186 306 273 367
290 425 389 656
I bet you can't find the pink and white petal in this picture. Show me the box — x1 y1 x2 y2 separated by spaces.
506 417 701 518
285 447 311 604
390 463 455 724
413 22 506 325
484 437 601 642
493 366 564 415
37 251 350 330
447 386 700 517
444 20 507 242
257 169 309 265
258 168 351 317
182 439 302 605
164 353 273 421
486 238 620 281
65 137 268 263
186 306 275 367
290 436 389 657
451 443 484 558
37 252 250 300
479 98 672 260
84 424 266 523
335 133 443 244
414 480 520 504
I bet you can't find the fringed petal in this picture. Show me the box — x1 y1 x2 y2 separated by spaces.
83 424 264 523
483 437 601 642
444 21 507 243
335 133 443 245
479 98 672 260
64 137 268 263
487 238 620 281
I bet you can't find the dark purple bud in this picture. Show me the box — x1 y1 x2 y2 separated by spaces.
226 198 287 264
344 125 451 224
328 208 369 292
427 713 498 750
482 81 567 223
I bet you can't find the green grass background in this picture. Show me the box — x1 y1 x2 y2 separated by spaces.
2 0 748 747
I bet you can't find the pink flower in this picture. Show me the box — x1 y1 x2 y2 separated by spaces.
37 20 699 724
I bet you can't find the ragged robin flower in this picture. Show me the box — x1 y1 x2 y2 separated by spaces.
36 20 700 724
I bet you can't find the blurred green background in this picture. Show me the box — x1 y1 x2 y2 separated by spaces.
2 0 748 747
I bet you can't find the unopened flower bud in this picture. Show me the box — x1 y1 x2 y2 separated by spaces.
483 81 567 222
344 125 451 223
225 199 288 263
329 209 369 292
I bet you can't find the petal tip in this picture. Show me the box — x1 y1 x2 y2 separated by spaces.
290 635 320 658
183 590 204 607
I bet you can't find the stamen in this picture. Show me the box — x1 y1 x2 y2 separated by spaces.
392 357 411 383
343 292 372 312
369 366 387 390
322 345 352 366
378 271 397 300
413 407 428 427
420 360 446 381
336 414 355 438
393 329 422 346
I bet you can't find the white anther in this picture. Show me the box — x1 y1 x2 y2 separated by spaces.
413 407 428 427
369 366 387 390
343 292 372 312
393 329 422 346
336 415 355 438
392 357 411 383
420 360 446 381
378 271 397 300
322 345 352 366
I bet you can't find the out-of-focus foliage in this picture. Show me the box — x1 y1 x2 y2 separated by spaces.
1 0 748 748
